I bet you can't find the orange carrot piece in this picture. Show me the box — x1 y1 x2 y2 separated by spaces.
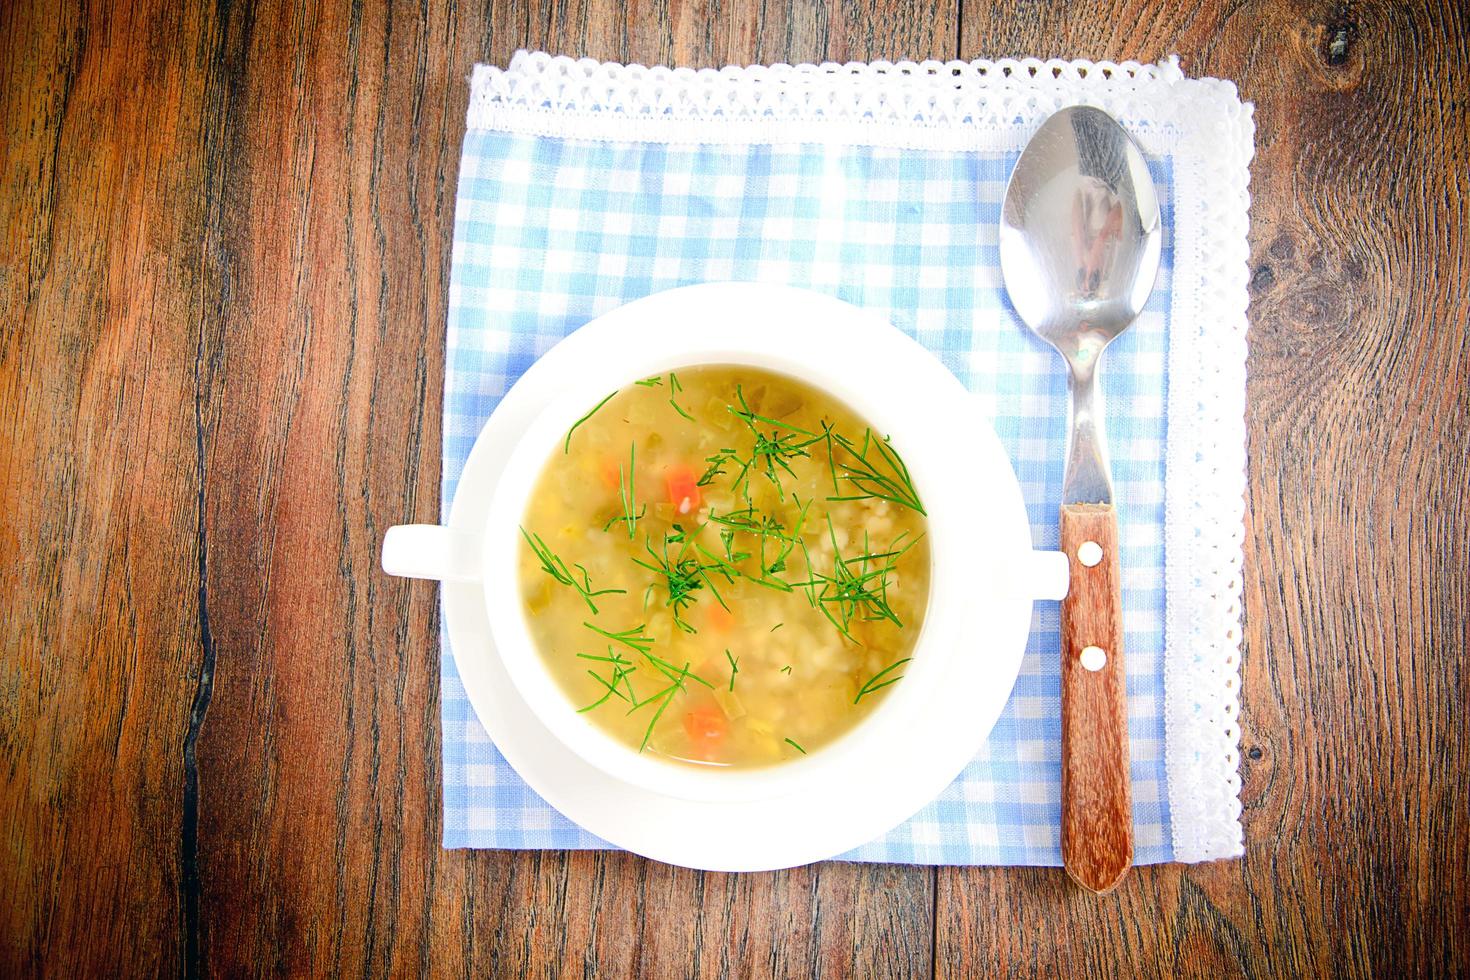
665 465 701 515
682 705 728 761
705 603 736 633
597 455 621 491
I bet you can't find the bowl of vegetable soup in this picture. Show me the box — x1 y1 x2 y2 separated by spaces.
384 283 1069 805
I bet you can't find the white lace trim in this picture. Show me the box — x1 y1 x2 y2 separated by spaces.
468 51 1250 863
470 52 1236 149
1159 81 1253 863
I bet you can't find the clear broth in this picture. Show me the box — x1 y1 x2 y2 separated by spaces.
518 365 931 768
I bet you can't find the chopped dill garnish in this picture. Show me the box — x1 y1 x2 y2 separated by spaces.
520 527 627 614
578 649 639 712
634 376 664 387
668 371 696 422
694 542 794 594
770 623 783 632
821 421 842 494
575 644 714 753
578 673 620 713
583 621 655 656
716 527 747 563
575 651 632 664
730 386 818 435
704 506 763 534
825 427 926 514
641 650 714 689
564 390 618 454
780 665 792 674
759 496 808 580
700 496 808 588
725 650 739 691
633 661 694 752
854 657 914 703
796 536 820 605
727 385 824 499
630 530 728 633
602 443 645 540
784 738 806 754
697 448 740 487
795 518 921 643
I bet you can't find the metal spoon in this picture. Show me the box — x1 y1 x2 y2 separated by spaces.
999 106 1161 894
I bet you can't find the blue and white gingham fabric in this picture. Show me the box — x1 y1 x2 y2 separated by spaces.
440 106 1180 866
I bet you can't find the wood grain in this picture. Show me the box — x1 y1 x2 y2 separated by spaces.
1 0 221 973
1 0 1466 976
1058 503 1132 895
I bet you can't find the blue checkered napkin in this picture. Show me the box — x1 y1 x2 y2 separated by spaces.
440 55 1247 865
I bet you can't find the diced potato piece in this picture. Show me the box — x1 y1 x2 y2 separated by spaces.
712 687 747 721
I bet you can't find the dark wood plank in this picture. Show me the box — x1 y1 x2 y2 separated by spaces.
479 0 955 68
435 853 932 977
0 0 227 974
942 0 1470 975
186 0 456 971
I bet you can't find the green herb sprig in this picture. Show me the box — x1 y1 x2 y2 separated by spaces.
577 649 639 712
603 443 645 540
727 385 824 499
632 661 695 752
624 654 714 753
564 391 618 453
520 527 626 614
642 651 714 690
694 541 794 595
630 529 730 633
574 627 718 753
795 519 920 643
668 371 696 422
696 448 740 487
854 657 914 703
700 496 809 590
825 426 926 514
583 621 656 656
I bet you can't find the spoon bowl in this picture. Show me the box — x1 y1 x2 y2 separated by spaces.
1000 106 1162 359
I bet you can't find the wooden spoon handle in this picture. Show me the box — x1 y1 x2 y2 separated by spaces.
1059 502 1134 894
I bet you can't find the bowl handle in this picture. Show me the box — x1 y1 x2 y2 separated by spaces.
381 524 483 582
1000 550 1070 600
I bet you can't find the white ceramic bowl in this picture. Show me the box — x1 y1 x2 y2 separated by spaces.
384 283 1068 808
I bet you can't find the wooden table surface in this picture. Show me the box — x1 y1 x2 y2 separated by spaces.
4 0 1467 975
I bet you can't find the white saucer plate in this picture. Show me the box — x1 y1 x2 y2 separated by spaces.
441 284 1036 871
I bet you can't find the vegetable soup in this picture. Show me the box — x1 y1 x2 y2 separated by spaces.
518 365 930 768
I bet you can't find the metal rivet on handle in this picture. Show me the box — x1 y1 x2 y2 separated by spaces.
1080 646 1107 671
1077 540 1103 567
